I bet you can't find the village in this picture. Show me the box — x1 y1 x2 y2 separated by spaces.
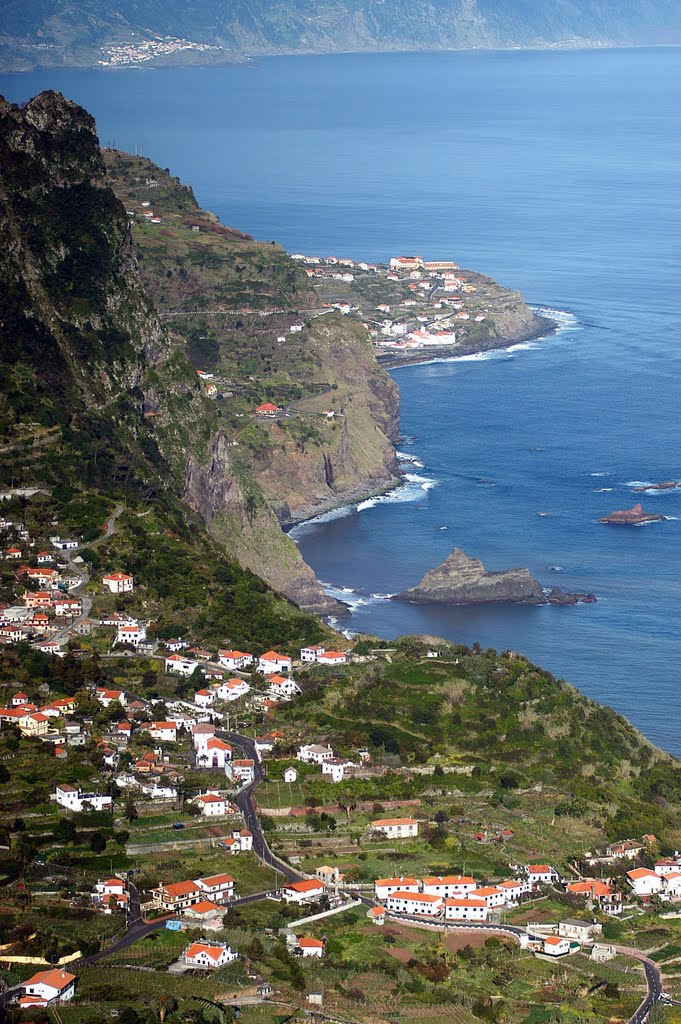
2 508 681 1019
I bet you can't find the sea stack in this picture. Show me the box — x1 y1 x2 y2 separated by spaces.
394 548 545 605
598 503 666 525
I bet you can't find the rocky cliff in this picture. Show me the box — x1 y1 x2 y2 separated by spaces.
0 91 344 616
396 548 545 605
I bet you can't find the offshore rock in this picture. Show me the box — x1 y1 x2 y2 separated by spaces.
395 548 545 606
599 503 666 525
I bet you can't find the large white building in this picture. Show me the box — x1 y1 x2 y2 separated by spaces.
374 877 420 901
444 897 488 922
55 784 112 813
297 743 334 765
421 875 478 899
165 654 198 676
217 650 253 671
370 817 419 839
184 942 238 968
385 891 442 917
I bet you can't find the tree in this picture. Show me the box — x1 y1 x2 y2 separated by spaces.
124 799 138 823
53 819 77 844
151 996 177 1023
89 831 106 853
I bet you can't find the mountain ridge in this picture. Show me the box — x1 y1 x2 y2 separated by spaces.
1 0 679 72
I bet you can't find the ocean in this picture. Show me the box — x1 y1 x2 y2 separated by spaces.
1 47 679 753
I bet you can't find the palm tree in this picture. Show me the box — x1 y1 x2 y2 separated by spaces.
151 994 177 1022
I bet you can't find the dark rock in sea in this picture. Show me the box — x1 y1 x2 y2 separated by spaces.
547 587 597 606
633 481 679 492
599 503 666 525
394 548 545 606
394 548 596 607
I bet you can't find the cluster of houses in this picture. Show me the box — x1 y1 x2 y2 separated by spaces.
626 858 681 901
371 865 560 923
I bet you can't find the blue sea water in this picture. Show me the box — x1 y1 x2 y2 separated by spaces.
1 47 679 752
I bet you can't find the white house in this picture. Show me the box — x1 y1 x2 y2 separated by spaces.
258 650 292 674
116 623 146 646
215 677 251 701
444 897 488 922
142 721 177 743
284 767 298 783
663 872 681 899
102 572 134 594
527 864 559 886
95 687 127 707
184 942 238 968
386 891 443 917
627 868 663 897
543 936 571 957
195 872 236 902
496 879 527 904
20 970 77 1008
268 675 301 700
196 737 232 768
655 859 681 876
321 757 355 783
228 759 255 785
374 877 420 901
300 644 326 662
370 818 419 839
297 743 334 765
194 688 215 708
55 785 112 813
558 920 598 943
296 937 324 958
233 828 253 851
151 880 202 912
422 876 478 899
469 886 507 909
54 598 82 617
165 654 198 676
192 723 216 753
193 793 229 817
281 879 326 904
217 650 253 671
318 650 347 666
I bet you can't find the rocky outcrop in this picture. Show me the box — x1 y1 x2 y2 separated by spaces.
599 503 666 525
395 548 546 606
395 548 596 606
633 481 679 492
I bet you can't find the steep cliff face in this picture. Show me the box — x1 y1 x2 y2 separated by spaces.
396 547 545 605
183 431 347 616
250 315 401 524
0 91 343 616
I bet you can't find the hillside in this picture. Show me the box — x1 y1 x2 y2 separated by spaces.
0 90 341 619
1 0 679 72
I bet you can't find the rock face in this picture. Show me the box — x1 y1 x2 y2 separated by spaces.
395 548 546 606
599 503 666 525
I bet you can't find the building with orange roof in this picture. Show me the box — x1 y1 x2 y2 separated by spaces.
469 886 506 908
217 649 253 671
422 875 478 898
374 877 420 900
102 571 134 594
281 879 326 904
258 650 292 674
627 867 663 897
151 879 203 911
543 935 571 957
183 941 238 967
20 969 77 1006
254 403 281 417
385 891 443 916
296 936 324 958
370 817 419 839
192 792 230 817
195 873 235 902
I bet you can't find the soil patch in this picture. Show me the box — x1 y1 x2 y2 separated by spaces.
444 930 490 952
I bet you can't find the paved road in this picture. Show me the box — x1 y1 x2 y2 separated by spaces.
217 730 305 885
615 946 664 1023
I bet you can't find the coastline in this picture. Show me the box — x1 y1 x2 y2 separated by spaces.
377 311 555 370
287 308 561 537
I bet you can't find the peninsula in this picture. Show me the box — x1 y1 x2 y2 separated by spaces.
394 547 595 606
